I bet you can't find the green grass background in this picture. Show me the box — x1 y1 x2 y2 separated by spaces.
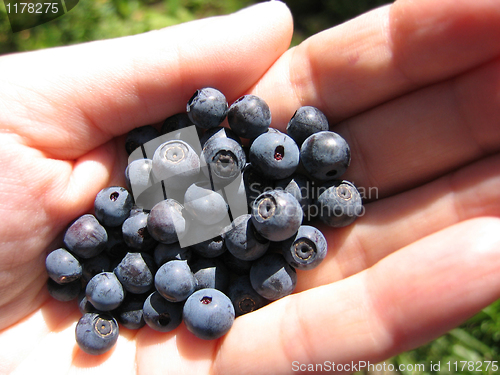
1 1 499 373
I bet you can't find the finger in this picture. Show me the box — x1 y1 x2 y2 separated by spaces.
213 217 500 375
135 324 216 375
0 299 137 373
251 0 500 125
0 1 293 158
339 56 500 198
296 152 500 292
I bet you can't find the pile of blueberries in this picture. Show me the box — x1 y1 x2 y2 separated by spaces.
45 87 363 355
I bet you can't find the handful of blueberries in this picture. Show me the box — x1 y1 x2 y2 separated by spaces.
45 87 363 355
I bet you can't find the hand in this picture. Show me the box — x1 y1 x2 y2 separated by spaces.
1 0 500 373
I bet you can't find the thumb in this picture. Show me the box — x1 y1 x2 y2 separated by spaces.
0 1 293 158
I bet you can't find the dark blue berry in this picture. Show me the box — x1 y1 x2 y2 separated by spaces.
200 136 246 186
147 199 189 244
187 87 228 129
191 235 226 258
75 312 119 355
63 214 107 259
126 125 160 155
300 131 350 181
286 106 329 146
282 225 327 270
249 253 297 301
183 288 235 340
161 113 194 135
125 159 153 198
114 252 156 294
122 211 157 251
81 253 112 283
228 275 268 316
142 291 183 332
251 190 303 242
184 182 228 225
154 260 197 302
86 272 125 311
242 163 273 208
47 278 81 302
224 214 269 261
78 292 96 314
45 248 82 284
191 257 230 292
116 294 147 330
227 95 271 139
316 180 363 227
104 226 128 259
220 250 253 275
199 126 241 148
154 242 192 266
275 174 313 219
151 140 200 190
94 186 133 227
249 130 299 180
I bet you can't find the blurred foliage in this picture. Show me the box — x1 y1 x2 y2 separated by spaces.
355 300 500 374
0 0 393 54
1 0 499 371
0 0 253 53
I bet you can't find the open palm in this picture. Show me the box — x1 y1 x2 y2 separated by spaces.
1 1 500 374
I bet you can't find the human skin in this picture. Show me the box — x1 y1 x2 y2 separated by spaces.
1 0 500 374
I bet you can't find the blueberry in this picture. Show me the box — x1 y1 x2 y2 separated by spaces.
275 174 313 219
228 275 268 316
129 205 145 217
227 95 271 139
300 131 351 181
186 87 228 129
142 291 183 332
114 252 156 294
116 294 147 330
78 292 96 314
154 242 192 266
81 253 112 283
224 214 269 261
220 250 253 275
199 127 242 148
47 278 81 302
125 159 153 197
94 186 133 227
126 125 160 155
282 225 327 270
286 106 329 146
122 211 157 251
63 214 108 259
250 190 303 242
154 260 197 302
86 272 125 311
161 113 194 135
249 130 300 180
104 226 128 259
242 163 274 208
184 182 228 225
75 312 119 355
183 288 235 340
152 140 200 189
316 180 363 227
249 253 297 301
152 140 201 191
191 257 230 292
45 248 82 284
200 136 246 186
147 199 189 244
191 235 226 258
